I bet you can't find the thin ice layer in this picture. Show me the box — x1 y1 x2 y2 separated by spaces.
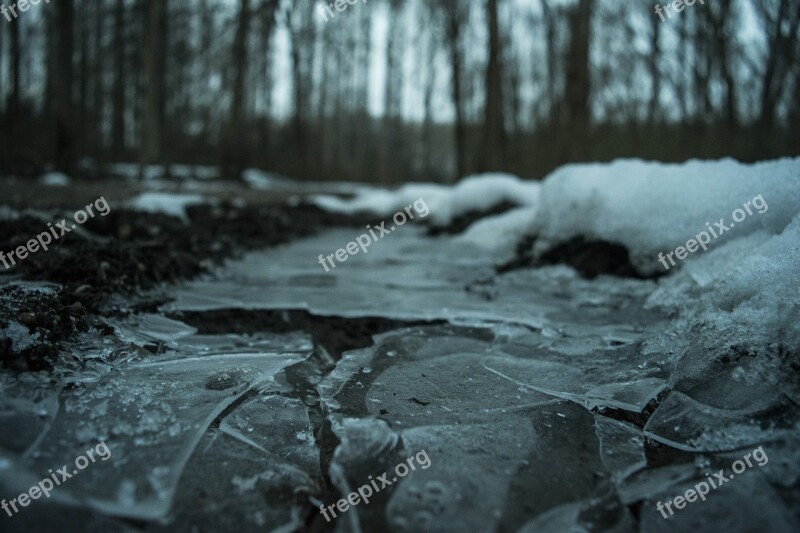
163 227 665 338
149 393 321 532
21 352 304 520
318 326 643 531
482 346 668 413
594 417 646 482
317 325 557 422
643 391 800 452
640 468 798 532
0 372 62 456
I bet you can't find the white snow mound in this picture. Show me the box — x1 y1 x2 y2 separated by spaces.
314 173 540 226
533 158 800 273
127 193 206 220
39 172 71 187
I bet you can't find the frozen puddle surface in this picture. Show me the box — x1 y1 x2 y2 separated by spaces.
2 226 798 531
166 228 664 339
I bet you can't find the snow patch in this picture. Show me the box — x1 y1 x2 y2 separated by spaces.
314 173 540 225
126 193 206 221
39 172 71 187
456 206 539 260
242 169 295 190
646 213 800 356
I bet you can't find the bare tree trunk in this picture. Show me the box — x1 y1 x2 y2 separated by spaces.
422 23 437 180
140 0 168 170
54 0 75 174
0 21 3 111
221 0 252 180
562 0 592 162
480 0 505 172
648 12 661 124
710 0 737 126
790 67 800 152
258 0 278 169
754 0 800 133
285 1 316 179
112 0 126 161
378 0 404 183
79 6 90 158
91 0 106 159
445 2 467 182
542 0 559 126
9 15 22 118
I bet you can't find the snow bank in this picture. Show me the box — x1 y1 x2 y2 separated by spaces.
314 159 798 274
126 193 206 221
314 173 540 226
533 158 800 273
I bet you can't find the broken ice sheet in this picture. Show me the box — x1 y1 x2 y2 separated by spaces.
317 325 555 421
594 416 646 482
643 391 800 452
20 351 305 520
0 448 134 532
112 314 198 346
219 393 319 465
616 463 697 506
111 313 314 356
482 343 669 412
148 393 321 532
640 468 798 532
163 229 668 336
318 328 628 531
383 401 627 532
0 372 62 455
326 413 539 532
173 330 313 355
517 494 637 533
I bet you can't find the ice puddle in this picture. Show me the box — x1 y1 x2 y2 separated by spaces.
2 225 797 531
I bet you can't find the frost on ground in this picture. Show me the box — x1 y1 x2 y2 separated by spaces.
1 158 798 531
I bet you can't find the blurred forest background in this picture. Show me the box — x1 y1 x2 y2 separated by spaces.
0 0 798 184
